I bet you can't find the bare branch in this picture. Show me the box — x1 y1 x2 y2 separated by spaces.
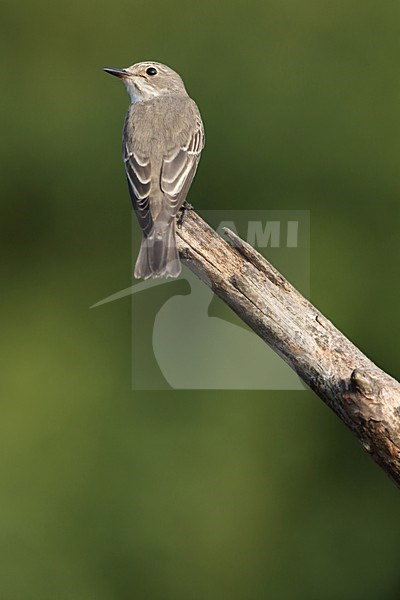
176 207 400 487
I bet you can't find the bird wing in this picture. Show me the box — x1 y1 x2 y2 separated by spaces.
123 143 153 237
160 116 204 218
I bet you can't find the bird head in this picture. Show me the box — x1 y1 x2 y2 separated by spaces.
104 61 187 102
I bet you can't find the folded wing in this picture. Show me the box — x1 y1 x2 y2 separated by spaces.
124 143 153 236
160 117 204 219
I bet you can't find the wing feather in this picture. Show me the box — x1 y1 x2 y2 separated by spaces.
160 119 204 218
123 142 153 236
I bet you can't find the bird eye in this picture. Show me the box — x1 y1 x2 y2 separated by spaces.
146 67 157 76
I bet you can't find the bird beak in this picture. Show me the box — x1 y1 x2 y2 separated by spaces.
103 68 131 79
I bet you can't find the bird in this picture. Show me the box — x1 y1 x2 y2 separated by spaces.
104 61 205 279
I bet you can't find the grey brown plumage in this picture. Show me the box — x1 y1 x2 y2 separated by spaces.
105 61 204 279
124 94 204 278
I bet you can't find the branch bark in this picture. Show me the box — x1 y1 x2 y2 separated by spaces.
176 206 400 487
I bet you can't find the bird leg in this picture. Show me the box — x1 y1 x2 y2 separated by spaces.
177 200 194 227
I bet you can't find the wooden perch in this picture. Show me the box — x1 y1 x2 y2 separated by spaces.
175 206 400 487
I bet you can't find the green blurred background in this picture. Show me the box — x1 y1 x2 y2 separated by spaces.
1 0 400 598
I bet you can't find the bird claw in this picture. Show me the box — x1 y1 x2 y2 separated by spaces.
177 201 194 227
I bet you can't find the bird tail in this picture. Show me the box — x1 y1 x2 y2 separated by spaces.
134 220 181 279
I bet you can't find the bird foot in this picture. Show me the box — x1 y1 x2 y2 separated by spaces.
177 201 194 227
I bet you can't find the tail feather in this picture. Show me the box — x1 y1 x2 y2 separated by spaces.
134 235 151 279
134 220 181 279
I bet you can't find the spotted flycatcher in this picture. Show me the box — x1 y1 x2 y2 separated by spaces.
104 61 205 279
